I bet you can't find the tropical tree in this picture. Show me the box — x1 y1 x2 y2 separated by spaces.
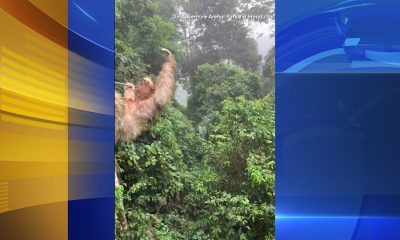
187 62 264 123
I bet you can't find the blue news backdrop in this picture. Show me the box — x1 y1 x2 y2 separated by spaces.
68 0 114 239
276 0 400 239
277 0 400 73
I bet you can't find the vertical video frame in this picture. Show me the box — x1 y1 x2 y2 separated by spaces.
114 1 275 239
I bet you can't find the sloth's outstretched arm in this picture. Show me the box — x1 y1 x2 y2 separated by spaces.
154 48 176 108
135 49 176 121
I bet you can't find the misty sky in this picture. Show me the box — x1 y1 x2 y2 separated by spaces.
254 22 275 56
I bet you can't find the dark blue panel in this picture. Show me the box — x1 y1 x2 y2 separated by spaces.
276 73 400 239
68 30 114 68
68 198 114 240
68 0 114 239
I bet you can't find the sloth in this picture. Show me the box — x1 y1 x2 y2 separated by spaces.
135 76 155 101
115 49 176 227
115 48 176 143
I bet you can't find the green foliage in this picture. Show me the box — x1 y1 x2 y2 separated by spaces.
115 39 148 83
115 106 200 239
115 0 179 79
204 95 275 192
187 62 264 123
263 47 275 79
116 96 275 240
198 96 275 239
261 47 275 97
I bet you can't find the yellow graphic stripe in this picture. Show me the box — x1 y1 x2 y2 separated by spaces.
2 95 66 118
2 47 65 80
1 56 65 87
0 182 8 212
1 75 66 106
2 66 65 93
1 115 66 131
